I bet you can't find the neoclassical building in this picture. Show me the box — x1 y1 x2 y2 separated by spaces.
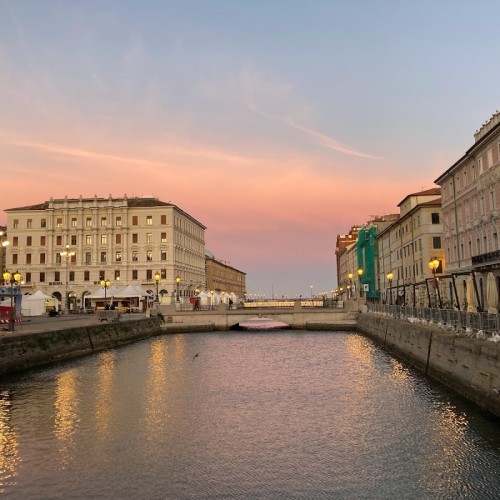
205 250 246 297
3 195 206 311
435 111 500 310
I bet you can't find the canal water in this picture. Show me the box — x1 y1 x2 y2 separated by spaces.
0 331 499 499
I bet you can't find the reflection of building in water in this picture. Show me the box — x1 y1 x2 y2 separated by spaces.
145 339 169 434
0 390 19 493
54 369 79 464
95 351 117 442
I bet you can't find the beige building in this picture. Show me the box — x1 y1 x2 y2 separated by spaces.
377 189 443 305
3 195 206 311
205 251 246 297
435 111 500 311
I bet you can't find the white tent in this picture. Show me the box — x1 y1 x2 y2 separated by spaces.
21 290 56 316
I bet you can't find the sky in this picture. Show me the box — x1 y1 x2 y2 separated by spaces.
1 0 500 298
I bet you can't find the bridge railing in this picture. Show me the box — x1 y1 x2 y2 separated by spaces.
174 299 345 312
367 303 500 339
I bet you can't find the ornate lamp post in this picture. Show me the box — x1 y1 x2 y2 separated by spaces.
348 272 354 299
310 285 313 300
175 276 181 301
61 244 76 315
428 257 442 308
154 272 161 303
100 279 111 308
386 271 394 305
3 270 22 331
357 268 364 298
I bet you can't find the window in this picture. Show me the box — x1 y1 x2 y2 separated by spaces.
101 217 107 226
146 269 153 280
161 215 167 225
71 235 77 245
27 219 32 229
26 272 31 283
161 269 166 279
116 251 122 262
146 233 153 243
56 236 62 245
132 270 138 280
86 235 92 245
40 236 46 246
69 271 75 282
115 270 120 280
71 218 77 227
132 233 138 244
100 252 107 263
12 237 18 246
161 232 167 243
26 236 32 246
26 254 31 264
86 217 92 227
12 254 18 265
41 218 46 228
161 250 167 261
433 237 442 249
132 251 138 261
13 219 18 229
101 234 107 245
40 253 46 264
55 271 60 282
146 216 153 226
146 251 153 261
431 213 440 224
57 218 62 228
99 271 105 281
56 253 62 264
84 271 90 281
85 252 91 264
116 234 121 244
132 216 138 225
116 216 122 226
40 272 45 283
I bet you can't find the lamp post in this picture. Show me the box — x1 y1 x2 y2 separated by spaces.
357 268 364 298
386 271 393 305
0 231 10 276
154 272 161 303
310 285 313 300
175 276 181 301
347 272 354 299
61 245 76 315
428 257 442 308
3 270 21 331
100 279 111 308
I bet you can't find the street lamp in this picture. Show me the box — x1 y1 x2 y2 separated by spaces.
2 270 22 331
428 257 442 308
357 268 364 298
154 272 161 303
386 271 394 305
100 279 111 308
348 272 354 299
61 245 76 315
310 285 313 299
175 276 181 301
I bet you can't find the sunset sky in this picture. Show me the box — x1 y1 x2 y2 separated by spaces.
1 0 500 297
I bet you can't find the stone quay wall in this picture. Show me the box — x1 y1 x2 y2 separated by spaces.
357 313 500 417
0 318 162 377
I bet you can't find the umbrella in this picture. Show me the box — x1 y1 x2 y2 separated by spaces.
466 276 476 313
487 272 498 314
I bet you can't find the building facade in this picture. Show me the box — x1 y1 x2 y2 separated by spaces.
435 111 500 311
205 251 246 297
3 196 206 310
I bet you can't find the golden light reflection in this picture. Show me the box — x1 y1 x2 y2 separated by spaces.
172 335 187 363
346 335 374 368
54 369 79 464
388 358 413 392
145 339 168 432
0 391 19 493
95 351 117 441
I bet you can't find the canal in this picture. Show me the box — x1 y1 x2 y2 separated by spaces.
0 331 499 499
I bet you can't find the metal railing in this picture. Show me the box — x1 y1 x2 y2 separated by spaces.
172 299 345 312
367 303 500 339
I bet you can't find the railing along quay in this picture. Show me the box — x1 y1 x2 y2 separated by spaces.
368 303 500 339
174 299 345 312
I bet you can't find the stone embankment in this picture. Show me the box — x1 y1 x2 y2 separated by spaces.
357 313 500 418
0 317 162 377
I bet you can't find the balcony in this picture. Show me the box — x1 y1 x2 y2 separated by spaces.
472 249 500 267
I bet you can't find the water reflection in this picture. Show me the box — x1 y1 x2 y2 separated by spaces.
53 369 79 465
0 390 19 492
144 338 168 433
95 351 117 442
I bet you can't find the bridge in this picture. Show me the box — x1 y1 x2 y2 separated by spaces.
157 302 359 332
